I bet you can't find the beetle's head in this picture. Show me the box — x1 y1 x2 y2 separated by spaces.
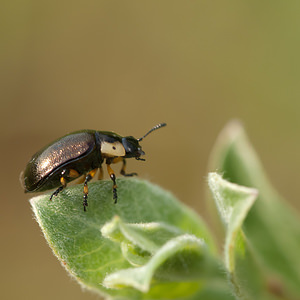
122 136 145 159
122 123 167 160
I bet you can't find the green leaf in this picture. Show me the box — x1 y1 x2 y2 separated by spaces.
208 173 272 300
101 216 184 266
208 121 300 299
208 173 258 273
103 234 209 291
30 178 232 300
101 217 224 292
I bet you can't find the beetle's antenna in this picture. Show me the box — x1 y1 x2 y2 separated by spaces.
137 123 167 142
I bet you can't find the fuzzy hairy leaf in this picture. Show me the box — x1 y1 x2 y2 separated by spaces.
208 121 300 300
31 178 233 300
208 173 258 272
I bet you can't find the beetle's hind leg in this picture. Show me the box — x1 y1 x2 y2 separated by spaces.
83 169 97 211
50 174 67 201
49 169 80 201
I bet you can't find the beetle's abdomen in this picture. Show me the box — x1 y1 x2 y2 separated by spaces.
23 132 97 192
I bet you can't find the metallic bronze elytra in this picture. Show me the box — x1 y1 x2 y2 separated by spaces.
22 123 166 211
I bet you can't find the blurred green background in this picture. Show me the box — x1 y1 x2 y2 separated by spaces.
1 1 300 299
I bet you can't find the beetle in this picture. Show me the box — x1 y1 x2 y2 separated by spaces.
22 123 166 211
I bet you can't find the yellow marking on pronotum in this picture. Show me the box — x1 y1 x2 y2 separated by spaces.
101 141 125 157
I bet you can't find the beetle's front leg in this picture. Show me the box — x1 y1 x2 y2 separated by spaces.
106 162 118 203
120 158 137 177
111 157 137 177
83 169 97 211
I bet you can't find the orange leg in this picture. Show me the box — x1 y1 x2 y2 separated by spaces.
98 166 104 180
69 169 80 178
83 169 97 211
50 172 67 201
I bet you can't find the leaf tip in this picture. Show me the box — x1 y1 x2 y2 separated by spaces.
220 119 245 140
29 194 43 208
101 215 122 242
103 267 150 292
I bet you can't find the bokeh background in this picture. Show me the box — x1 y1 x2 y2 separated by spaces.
1 1 300 299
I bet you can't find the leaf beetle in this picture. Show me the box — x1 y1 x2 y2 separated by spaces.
22 123 166 211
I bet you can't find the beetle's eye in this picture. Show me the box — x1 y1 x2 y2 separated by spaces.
122 137 134 153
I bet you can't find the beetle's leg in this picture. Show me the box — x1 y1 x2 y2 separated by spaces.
50 169 80 201
111 157 122 164
111 157 137 177
83 169 97 211
70 169 85 184
120 158 137 176
106 163 118 203
98 166 104 180
76 176 86 184
50 174 67 201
